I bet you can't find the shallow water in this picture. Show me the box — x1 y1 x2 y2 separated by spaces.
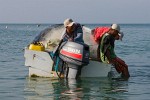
0 24 150 100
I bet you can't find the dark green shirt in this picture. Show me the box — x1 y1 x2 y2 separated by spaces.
100 33 116 63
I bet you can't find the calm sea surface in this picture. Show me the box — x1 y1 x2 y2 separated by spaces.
0 24 150 100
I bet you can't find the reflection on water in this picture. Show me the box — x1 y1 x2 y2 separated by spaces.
24 77 129 100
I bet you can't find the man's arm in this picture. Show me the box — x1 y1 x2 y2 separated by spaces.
74 25 84 42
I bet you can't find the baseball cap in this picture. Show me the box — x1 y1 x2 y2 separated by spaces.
64 18 75 28
111 24 120 32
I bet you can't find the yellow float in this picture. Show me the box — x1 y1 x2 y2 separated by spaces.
29 43 45 51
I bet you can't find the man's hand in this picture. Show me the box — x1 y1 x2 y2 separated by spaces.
68 38 73 41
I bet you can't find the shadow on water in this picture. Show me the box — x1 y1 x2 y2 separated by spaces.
24 77 129 100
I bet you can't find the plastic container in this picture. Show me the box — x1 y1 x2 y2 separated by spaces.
29 44 45 51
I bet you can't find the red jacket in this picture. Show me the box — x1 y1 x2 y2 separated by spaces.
93 27 110 42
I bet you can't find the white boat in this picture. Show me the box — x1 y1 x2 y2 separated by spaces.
24 24 115 78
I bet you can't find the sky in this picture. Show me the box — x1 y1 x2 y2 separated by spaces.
0 0 150 24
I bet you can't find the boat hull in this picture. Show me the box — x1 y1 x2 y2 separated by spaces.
24 48 112 78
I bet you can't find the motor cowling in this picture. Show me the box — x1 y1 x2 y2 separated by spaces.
59 41 89 66
59 41 90 78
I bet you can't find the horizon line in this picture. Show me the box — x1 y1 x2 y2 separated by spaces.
0 22 150 25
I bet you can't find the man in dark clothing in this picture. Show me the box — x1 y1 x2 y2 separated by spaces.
100 24 130 79
62 18 84 43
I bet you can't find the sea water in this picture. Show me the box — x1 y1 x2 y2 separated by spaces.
0 24 150 100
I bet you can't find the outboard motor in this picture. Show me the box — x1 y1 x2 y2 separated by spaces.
59 41 89 78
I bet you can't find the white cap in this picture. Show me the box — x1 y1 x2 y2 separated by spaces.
64 18 75 28
111 24 120 32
